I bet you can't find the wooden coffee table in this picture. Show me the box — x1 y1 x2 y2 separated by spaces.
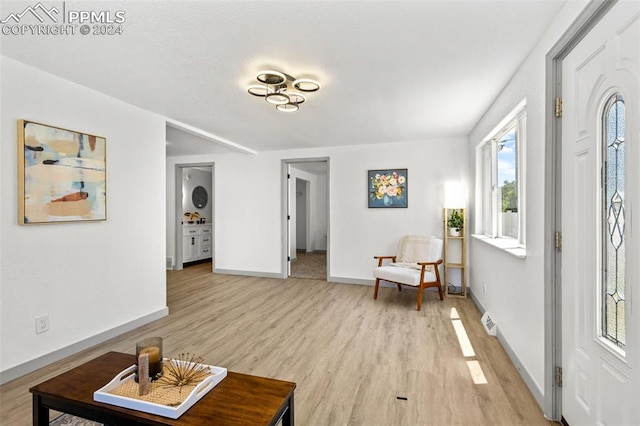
30 351 296 425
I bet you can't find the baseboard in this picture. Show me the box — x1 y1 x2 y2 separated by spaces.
0 307 168 385
211 271 434 289
214 269 372 282
327 276 373 285
214 268 284 279
467 289 545 408
326 277 429 290
496 329 545 407
183 258 213 267
468 288 484 311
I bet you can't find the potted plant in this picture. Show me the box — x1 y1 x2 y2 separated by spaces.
447 209 464 237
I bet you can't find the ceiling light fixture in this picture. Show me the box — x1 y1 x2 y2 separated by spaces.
265 92 290 105
247 85 273 97
292 78 321 92
257 70 286 85
247 70 320 112
276 103 299 112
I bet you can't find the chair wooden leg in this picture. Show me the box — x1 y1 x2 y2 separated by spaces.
417 287 423 311
374 278 380 300
396 283 402 292
437 282 444 301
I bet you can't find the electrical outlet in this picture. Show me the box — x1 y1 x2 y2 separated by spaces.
35 315 49 334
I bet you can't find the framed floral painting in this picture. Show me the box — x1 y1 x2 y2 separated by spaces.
368 169 408 208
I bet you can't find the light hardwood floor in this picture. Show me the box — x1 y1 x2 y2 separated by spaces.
0 263 556 425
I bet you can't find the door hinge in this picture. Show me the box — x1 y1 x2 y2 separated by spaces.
287 256 291 261
555 231 562 251
287 173 291 179
287 215 290 220
555 366 563 387
555 97 563 117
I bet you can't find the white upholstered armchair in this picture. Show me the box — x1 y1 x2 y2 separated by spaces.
373 235 444 311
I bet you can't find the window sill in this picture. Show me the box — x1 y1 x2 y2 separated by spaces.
471 234 526 259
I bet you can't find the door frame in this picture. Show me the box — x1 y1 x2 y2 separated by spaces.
174 162 215 271
281 157 330 279
544 0 617 420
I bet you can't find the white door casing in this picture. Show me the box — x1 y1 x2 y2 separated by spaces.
561 1 639 424
287 163 292 276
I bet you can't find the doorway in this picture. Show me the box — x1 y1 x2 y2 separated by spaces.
560 1 638 423
547 0 639 422
283 158 329 280
174 163 214 271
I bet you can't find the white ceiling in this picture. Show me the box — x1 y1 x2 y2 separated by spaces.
0 0 567 155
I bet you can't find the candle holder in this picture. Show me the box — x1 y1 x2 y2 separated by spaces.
135 337 163 382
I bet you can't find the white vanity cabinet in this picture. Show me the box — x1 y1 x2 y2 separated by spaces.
182 225 212 262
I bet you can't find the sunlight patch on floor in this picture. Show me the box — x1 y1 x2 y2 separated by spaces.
466 360 488 384
450 308 488 384
452 319 475 357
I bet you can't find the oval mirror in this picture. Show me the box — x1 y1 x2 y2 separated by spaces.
192 186 208 209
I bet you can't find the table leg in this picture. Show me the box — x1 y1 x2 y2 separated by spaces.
32 395 48 426
282 393 294 426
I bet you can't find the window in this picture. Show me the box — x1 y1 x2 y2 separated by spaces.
602 93 626 349
478 104 526 246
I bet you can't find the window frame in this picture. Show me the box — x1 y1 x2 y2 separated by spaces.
476 101 527 249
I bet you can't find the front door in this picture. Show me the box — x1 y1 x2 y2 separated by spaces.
561 1 639 424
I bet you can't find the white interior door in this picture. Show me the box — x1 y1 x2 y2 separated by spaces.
561 1 639 424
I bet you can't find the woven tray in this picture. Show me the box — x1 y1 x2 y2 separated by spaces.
93 359 227 419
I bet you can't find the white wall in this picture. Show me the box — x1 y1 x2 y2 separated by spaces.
0 57 168 381
467 0 589 403
166 137 468 281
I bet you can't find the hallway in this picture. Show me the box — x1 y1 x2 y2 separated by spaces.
290 251 326 280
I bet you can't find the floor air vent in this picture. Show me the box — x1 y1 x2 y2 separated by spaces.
481 311 497 336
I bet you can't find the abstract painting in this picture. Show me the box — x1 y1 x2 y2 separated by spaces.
368 168 408 208
18 120 106 224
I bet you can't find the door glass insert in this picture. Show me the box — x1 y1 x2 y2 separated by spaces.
602 93 626 349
